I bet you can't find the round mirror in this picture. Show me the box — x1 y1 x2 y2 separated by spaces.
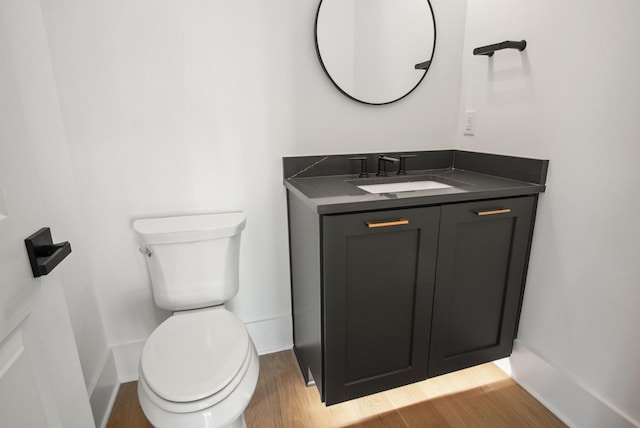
315 0 436 105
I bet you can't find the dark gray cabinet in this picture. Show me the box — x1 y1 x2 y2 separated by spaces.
427 197 535 378
323 207 440 404
287 193 537 406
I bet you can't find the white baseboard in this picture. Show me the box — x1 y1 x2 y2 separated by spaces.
508 341 638 428
113 340 146 383
245 314 293 356
106 314 293 388
89 350 119 428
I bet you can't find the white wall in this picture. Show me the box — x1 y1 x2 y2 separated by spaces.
457 0 640 426
39 0 467 374
40 0 299 355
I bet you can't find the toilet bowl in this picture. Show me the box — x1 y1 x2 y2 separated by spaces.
137 308 259 428
133 212 259 428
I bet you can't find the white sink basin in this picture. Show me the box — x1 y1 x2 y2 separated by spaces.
357 180 453 194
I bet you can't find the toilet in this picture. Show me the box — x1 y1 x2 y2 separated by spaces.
133 211 259 428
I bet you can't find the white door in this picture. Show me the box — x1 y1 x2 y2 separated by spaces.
0 0 95 426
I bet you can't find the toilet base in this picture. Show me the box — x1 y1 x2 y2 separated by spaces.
226 414 246 428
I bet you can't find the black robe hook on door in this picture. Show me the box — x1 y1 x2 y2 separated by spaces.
24 227 72 278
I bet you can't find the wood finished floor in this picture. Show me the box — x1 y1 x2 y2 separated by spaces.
107 350 566 428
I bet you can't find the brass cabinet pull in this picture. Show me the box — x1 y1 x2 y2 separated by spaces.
474 208 512 216
365 219 409 228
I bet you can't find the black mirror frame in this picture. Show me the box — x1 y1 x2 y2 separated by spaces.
314 0 437 106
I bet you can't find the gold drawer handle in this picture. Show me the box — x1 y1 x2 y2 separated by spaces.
366 219 409 228
474 208 512 216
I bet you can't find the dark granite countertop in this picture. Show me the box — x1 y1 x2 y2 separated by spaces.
283 150 548 215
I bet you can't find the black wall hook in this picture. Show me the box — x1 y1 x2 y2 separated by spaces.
24 227 72 278
473 40 527 57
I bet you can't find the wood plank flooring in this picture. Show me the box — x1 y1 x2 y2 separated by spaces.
106 381 151 428
107 350 566 427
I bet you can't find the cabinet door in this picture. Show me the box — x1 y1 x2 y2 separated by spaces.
322 207 440 405
428 196 535 378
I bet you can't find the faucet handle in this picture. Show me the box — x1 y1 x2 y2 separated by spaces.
397 154 417 175
349 157 369 178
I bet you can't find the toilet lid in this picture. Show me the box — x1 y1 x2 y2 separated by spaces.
141 308 250 403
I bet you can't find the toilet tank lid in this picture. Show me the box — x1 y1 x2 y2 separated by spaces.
133 212 246 245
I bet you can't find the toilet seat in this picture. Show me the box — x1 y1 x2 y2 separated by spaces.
139 338 255 415
141 307 250 406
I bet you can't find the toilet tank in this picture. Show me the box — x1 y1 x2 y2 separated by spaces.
133 212 246 311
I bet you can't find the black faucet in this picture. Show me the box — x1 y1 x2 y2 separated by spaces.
376 155 399 176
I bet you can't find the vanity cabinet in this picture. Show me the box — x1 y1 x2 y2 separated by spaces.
427 197 535 378
287 193 537 405
322 206 440 405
